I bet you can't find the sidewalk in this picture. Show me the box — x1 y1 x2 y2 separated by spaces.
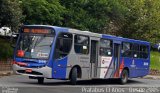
143 75 160 80
0 71 13 77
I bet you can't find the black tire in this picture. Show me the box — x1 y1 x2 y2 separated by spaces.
70 67 77 85
120 69 128 85
38 77 44 84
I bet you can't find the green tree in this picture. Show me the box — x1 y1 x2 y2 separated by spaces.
0 0 23 32
106 0 160 43
0 38 13 59
60 0 110 32
21 0 65 25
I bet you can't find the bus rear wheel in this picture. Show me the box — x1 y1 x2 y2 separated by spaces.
38 77 44 84
70 67 77 85
120 69 128 84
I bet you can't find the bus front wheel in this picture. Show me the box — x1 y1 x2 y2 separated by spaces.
38 77 44 84
70 67 77 85
120 69 128 84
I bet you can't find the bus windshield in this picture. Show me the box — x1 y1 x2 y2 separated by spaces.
16 33 54 59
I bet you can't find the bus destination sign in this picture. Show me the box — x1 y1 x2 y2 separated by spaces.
23 28 52 34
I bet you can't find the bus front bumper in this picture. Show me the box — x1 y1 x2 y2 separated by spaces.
12 64 52 78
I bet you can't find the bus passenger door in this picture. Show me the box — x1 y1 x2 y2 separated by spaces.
90 40 98 78
113 43 121 77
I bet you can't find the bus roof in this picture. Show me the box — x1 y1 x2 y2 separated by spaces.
102 34 150 45
23 25 69 31
23 25 150 45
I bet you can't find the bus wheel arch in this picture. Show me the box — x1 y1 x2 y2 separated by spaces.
123 67 129 77
69 65 82 79
69 65 82 85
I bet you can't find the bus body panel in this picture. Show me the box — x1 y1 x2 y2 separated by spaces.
134 58 150 77
65 38 90 79
101 35 121 79
66 53 90 79
98 56 114 78
49 26 69 79
13 25 150 81
122 57 136 77
52 57 68 79
102 34 150 78
13 64 52 78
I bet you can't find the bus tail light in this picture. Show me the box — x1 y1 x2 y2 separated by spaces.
17 50 25 57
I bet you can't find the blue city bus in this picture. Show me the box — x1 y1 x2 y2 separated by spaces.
12 25 150 85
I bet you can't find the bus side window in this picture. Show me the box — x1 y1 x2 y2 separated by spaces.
140 45 148 59
122 42 132 57
55 33 73 59
99 39 112 56
133 44 139 58
74 35 89 54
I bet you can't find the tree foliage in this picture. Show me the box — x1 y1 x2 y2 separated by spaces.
20 0 160 43
106 0 160 43
0 38 13 59
1 0 160 43
21 0 65 25
0 0 23 32
60 0 110 32
1 0 160 59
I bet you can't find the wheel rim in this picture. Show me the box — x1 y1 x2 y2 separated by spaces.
122 71 128 82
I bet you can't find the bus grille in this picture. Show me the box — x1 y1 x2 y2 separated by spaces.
17 70 43 75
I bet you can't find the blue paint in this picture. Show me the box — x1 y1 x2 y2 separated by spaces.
47 26 69 68
13 25 69 79
122 57 136 77
46 26 69 78
102 34 150 78
134 58 150 77
15 58 47 68
52 57 68 79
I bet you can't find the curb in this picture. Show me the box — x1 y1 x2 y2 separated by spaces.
0 71 13 77
149 69 160 76
143 75 160 80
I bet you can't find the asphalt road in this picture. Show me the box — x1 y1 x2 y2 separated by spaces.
0 75 160 93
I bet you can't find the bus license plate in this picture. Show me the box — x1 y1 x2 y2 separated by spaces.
25 69 32 73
